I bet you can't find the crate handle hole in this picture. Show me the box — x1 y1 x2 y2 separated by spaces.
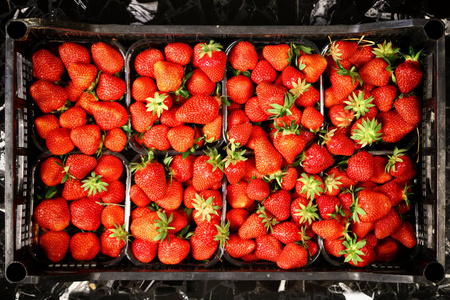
424 20 445 40
5 261 27 283
6 20 28 40
424 262 445 283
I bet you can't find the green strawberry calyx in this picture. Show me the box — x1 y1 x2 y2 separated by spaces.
339 233 367 265
289 78 311 99
130 151 156 174
108 223 131 244
222 143 247 169
350 117 383 148
343 91 375 119
214 220 231 248
257 206 279 233
205 147 224 172
81 171 109 196
336 61 362 86
192 194 220 223
385 147 407 173
323 173 343 194
372 40 401 64
273 120 301 139
145 92 170 118
268 92 295 119
349 187 366 223
199 40 223 59
297 173 324 201
154 211 176 242
293 201 319 226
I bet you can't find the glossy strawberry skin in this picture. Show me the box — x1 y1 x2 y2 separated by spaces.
164 42 193 66
35 114 60 140
91 101 128 131
154 60 184 92
302 144 333 175
91 41 124 75
32 48 64 82
251 60 277 84
96 73 126 101
46 128 75 155
70 232 101 261
70 124 101 156
58 42 91 69
276 242 309 270
40 230 70 263
395 60 423 94
70 198 103 231
30 80 68 113
228 41 258 72
176 95 220 124
262 44 291 71
40 157 64 187
34 197 70 231
131 238 158 263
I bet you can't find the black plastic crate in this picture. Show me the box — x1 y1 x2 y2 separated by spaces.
4 18 446 284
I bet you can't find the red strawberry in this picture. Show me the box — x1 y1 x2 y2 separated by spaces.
58 42 90 69
32 48 64 82
101 180 125 204
202 115 222 143
40 157 64 187
276 242 309 269
329 67 360 102
63 154 97 181
293 83 320 107
104 128 127 152
346 151 374 182
130 101 158 133
253 136 283 175
228 41 258 72
227 75 254 104
154 60 184 92
385 148 416 181
255 234 283 262
35 114 60 140
225 233 256 258
378 110 415 143
101 205 125 229
134 48 164 78
324 238 345 257
356 189 392 223
228 122 252 147
70 232 100 261
375 237 399 262
34 197 70 231
100 226 127 258
372 85 397 112
301 106 323 131
166 125 194 152
190 222 222 261
67 62 98 90
262 44 291 71
46 128 75 155
130 184 151 207
192 149 223 192
39 230 70 263
70 198 103 231
359 58 392 87
91 101 128 131
93 155 123 184
298 53 328 83
323 173 343 197
327 166 358 189
75 92 97 115
374 208 402 239
130 211 160 242
96 73 126 101
176 95 219 124
391 221 416 248
91 41 124 75
227 181 253 209
30 80 68 113
351 221 374 238
263 190 291 221
226 208 249 232
158 234 190 264
251 60 277 84
223 145 247 184
370 156 392 184
131 238 158 263
348 45 375 69
197 40 227 82
394 94 421 126
59 106 86 129
142 124 170 150
312 218 345 240
300 143 333 175
322 129 355 156
238 209 276 240
154 179 183 211
255 82 287 116
245 178 269 201
271 222 302 244
65 80 85 102
281 66 305 89
395 50 423 93
132 76 157 102
164 42 192 66
316 194 340 220
62 178 88 200
186 69 216 96
70 124 101 155
328 40 358 61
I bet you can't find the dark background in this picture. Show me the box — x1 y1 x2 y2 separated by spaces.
0 0 450 299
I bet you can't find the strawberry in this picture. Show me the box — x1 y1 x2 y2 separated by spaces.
328 104 354 128
271 222 303 244
70 198 103 231
202 115 222 143
96 73 126 101
290 197 318 227
312 218 345 240
183 185 198 209
323 173 343 197
70 232 100 261
293 83 320 107
351 221 374 238
253 136 283 175
130 101 158 132
300 143 333 175
227 181 253 209
241 253 260 262
100 225 127 258
281 66 305 89
58 42 90 69
238 208 277 240
273 123 306 164
246 126 269 150
35 114 60 139
197 40 227 82
375 237 399 262
229 41 258 72
91 101 128 131
131 238 158 263
298 53 327 83
394 94 421 126
251 60 277 84
262 44 291 71
142 124 170 150
341 235 376 267
245 178 269 201
186 69 216 96
326 166 358 189
391 221 416 248
46 128 75 155
263 190 291 221
75 92 97 115
372 85 397 112
130 211 160 242
316 194 340 220
132 76 157 102
346 151 374 182
226 208 249 232
385 148 416 181
154 60 184 92
59 106 86 129
131 153 167 201
104 128 127 152
328 40 358 61
255 82 287 115
358 58 392 87
395 50 423 93
34 197 70 231
374 208 402 239
101 205 125 229
165 154 195 183
101 180 125 204
40 157 64 187
276 242 308 269
227 75 254 104
165 125 194 152
225 233 256 258
374 181 410 207
295 173 324 201
62 178 88 200
192 149 223 192
130 184 152 207
348 45 375 69
355 189 392 223
228 109 249 128
134 48 164 78
32 48 64 82
190 222 222 261
30 80 68 113
65 80 85 102
322 129 355 156
255 234 283 262
329 66 360 102
324 86 343 108
301 106 323 131
70 124 101 155
378 110 415 143
161 106 185 128
223 144 247 184
370 156 392 184
176 95 219 124
67 62 98 90
91 41 124 75
158 234 190 264
164 42 192 66
39 230 70 263
324 238 345 257
154 179 183 210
